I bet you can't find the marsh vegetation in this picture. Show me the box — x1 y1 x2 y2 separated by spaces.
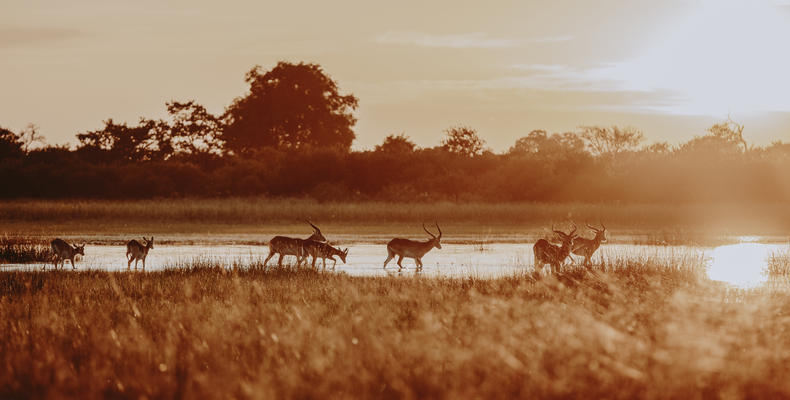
9 258 790 399
3 199 790 245
2 199 790 398
0 237 53 264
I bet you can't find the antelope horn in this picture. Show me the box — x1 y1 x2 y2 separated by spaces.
552 231 565 237
552 223 564 237
435 221 442 239
423 223 436 238
569 222 577 236
586 222 600 231
600 221 606 231
306 220 319 231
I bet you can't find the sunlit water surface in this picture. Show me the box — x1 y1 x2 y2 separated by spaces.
706 242 787 289
3 241 787 288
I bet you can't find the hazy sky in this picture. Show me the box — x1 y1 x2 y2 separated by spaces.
2 0 790 151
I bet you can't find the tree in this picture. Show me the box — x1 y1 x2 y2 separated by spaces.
706 117 748 152
509 130 586 156
678 119 748 155
643 142 672 154
375 133 416 154
77 119 162 162
223 62 358 154
0 127 22 158
579 126 644 156
163 100 224 156
18 123 46 153
764 141 790 159
441 125 485 157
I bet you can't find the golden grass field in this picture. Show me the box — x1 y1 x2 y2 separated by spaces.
2 199 790 398
7 259 790 399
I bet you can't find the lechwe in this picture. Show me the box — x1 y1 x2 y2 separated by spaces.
49 239 85 270
383 222 442 271
533 224 577 275
264 220 327 267
302 240 349 270
127 236 154 270
571 222 607 267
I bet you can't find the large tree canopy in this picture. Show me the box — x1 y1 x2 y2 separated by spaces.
223 62 358 154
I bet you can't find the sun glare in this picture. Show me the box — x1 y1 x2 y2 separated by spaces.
598 0 790 116
707 242 771 288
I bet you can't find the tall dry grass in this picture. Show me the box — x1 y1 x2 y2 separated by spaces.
3 198 790 242
767 250 790 277
2 257 790 399
0 236 53 263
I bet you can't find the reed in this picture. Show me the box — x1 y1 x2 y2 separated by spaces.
0 236 53 263
2 257 788 398
2 198 790 243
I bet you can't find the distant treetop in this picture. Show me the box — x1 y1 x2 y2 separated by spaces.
375 133 417 154
222 61 358 154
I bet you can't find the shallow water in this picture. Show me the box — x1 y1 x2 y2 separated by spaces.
3 240 787 288
706 242 788 288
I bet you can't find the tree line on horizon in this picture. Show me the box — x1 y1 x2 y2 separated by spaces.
2 61 790 203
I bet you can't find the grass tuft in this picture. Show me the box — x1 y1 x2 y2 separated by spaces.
0 236 54 264
767 250 790 277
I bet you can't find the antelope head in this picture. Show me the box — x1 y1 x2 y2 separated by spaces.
553 224 578 248
74 243 86 256
339 248 349 263
306 220 326 242
142 236 155 249
424 222 442 249
586 222 607 243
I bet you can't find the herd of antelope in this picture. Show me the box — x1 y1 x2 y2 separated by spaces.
45 221 607 273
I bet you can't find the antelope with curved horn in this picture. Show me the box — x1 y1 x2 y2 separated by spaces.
302 240 349 270
49 239 85 270
127 236 154 270
383 222 442 271
264 220 327 268
533 224 577 274
572 222 607 267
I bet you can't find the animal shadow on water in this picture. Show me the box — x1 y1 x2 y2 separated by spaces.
386 265 424 277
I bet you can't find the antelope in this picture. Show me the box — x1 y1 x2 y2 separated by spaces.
383 222 442 271
127 236 154 270
533 225 577 274
302 240 349 270
264 220 326 267
49 239 85 270
571 222 607 267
